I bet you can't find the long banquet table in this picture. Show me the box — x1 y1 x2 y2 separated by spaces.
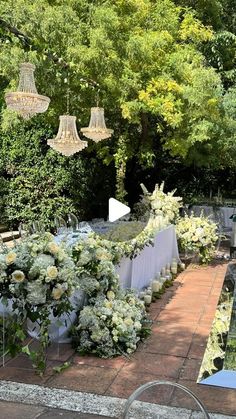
55 224 180 292
116 225 179 290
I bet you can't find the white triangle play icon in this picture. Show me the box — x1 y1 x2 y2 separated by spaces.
108 198 130 222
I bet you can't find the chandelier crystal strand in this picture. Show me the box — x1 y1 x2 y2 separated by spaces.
5 63 50 119
81 107 113 142
47 115 88 156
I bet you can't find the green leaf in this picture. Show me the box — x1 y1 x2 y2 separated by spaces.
53 361 71 374
21 345 31 356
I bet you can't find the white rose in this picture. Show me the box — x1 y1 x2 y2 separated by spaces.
11 270 25 283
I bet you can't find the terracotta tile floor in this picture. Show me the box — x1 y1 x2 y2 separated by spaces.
1 260 235 415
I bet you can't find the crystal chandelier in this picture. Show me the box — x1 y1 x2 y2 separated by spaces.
81 107 113 142
47 115 88 156
5 62 50 119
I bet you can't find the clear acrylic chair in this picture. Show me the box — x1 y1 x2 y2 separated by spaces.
32 220 45 233
123 380 210 418
191 205 215 219
67 213 79 231
54 216 67 235
213 208 232 252
18 222 35 237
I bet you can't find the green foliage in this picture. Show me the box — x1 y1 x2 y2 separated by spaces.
174 0 223 29
0 120 115 227
0 314 26 358
114 135 130 203
0 0 231 162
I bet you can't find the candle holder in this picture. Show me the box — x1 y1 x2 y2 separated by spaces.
144 294 152 307
151 280 160 292
139 291 145 300
179 262 186 271
165 274 173 288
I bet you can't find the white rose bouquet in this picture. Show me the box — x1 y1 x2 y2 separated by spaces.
176 213 218 263
0 232 78 309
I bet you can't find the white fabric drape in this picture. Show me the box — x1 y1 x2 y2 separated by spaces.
116 225 179 290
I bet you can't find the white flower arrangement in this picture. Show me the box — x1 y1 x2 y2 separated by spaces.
140 182 182 224
176 213 218 263
0 232 78 306
72 234 151 357
72 291 149 357
73 235 121 299
0 232 79 372
70 183 183 359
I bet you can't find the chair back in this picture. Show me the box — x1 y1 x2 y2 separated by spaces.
123 380 210 419
68 213 79 231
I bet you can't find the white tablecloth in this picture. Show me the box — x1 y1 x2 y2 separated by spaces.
116 225 179 290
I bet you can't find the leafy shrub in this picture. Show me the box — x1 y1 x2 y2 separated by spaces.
0 120 115 229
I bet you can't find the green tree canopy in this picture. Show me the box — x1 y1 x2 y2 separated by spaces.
0 0 230 160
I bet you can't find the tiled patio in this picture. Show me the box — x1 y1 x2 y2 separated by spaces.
0 260 235 416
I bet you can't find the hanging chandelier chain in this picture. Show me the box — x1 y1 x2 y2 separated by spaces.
96 88 100 107
66 87 70 115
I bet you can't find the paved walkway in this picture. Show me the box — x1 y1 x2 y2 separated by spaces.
0 400 110 419
0 260 235 417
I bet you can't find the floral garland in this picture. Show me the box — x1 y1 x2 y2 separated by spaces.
70 184 183 358
175 213 218 263
72 234 151 357
104 223 156 259
0 233 78 372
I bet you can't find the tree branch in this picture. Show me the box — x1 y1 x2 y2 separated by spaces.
0 18 69 68
0 18 99 86
0 18 30 46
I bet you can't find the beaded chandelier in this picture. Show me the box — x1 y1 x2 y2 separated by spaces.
47 115 88 156
81 107 113 142
5 62 50 119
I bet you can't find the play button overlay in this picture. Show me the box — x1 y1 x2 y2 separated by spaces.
108 198 130 222
89 197 150 243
